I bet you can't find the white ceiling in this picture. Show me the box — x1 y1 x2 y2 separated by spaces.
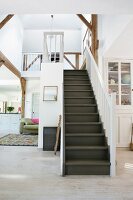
20 14 82 30
1 0 133 14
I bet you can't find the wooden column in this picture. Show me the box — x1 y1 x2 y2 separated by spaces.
75 54 79 69
20 78 26 118
91 14 98 64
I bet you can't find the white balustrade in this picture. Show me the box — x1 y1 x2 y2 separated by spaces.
86 44 116 176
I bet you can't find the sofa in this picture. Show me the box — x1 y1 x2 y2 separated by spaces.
20 118 38 134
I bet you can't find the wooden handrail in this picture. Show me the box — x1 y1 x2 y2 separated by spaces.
54 115 61 155
0 15 14 29
83 28 89 43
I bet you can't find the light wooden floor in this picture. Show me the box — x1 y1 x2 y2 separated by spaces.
0 146 133 200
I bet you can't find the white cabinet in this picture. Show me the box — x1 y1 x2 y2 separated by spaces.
0 114 21 134
105 59 133 147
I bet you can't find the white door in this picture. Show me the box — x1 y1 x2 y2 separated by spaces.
32 93 40 118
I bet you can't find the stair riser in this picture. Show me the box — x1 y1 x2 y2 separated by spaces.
64 71 87 75
64 80 90 84
65 115 99 122
66 136 105 146
65 165 110 175
65 98 95 104
64 91 94 97
66 149 108 160
65 124 102 133
64 85 92 90
64 75 88 80
65 106 97 113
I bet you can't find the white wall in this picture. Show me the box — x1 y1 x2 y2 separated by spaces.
38 63 63 148
97 15 133 76
98 15 133 55
105 19 133 58
25 79 40 118
0 15 23 71
23 29 81 53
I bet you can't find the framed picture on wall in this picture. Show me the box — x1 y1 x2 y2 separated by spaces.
43 86 58 101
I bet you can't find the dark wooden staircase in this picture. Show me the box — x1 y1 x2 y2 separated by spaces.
64 70 110 175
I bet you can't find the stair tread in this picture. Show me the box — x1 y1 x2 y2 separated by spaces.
64 84 91 86
65 104 97 107
64 97 94 99
64 90 93 92
66 160 110 166
65 112 98 115
66 133 104 136
64 74 88 76
66 122 101 125
66 146 108 150
64 78 89 80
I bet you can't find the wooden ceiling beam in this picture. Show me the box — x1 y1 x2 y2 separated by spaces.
0 14 14 29
0 51 21 79
77 14 92 31
0 60 4 67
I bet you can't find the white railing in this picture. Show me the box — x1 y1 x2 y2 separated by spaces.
86 44 116 176
43 32 64 63
22 53 42 71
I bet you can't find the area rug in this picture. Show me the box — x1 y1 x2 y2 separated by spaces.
0 134 38 146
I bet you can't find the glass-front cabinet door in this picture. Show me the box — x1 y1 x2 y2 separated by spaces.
107 60 132 106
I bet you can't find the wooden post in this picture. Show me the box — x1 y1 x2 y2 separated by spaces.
91 14 98 64
75 54 79 69
20 78 26 118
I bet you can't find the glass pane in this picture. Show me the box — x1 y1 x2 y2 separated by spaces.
121 95 131 105
121 73 130 84
108 72 118 84
121 63 130 72
109 85 118 94
108 62 118 71
121 85 131 94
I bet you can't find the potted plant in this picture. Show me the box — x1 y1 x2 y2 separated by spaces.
7 106 14 113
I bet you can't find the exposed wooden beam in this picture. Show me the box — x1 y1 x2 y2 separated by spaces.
0 15 14 29
0 60 4 67
91 14 98 64
64 55 76 70
75 54 79 69
77 14 92 31
20 78 26 118
0 51 21 79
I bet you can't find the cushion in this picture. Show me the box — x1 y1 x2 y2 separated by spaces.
31 118 39 124
24 125 38 130
24 118 34 125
